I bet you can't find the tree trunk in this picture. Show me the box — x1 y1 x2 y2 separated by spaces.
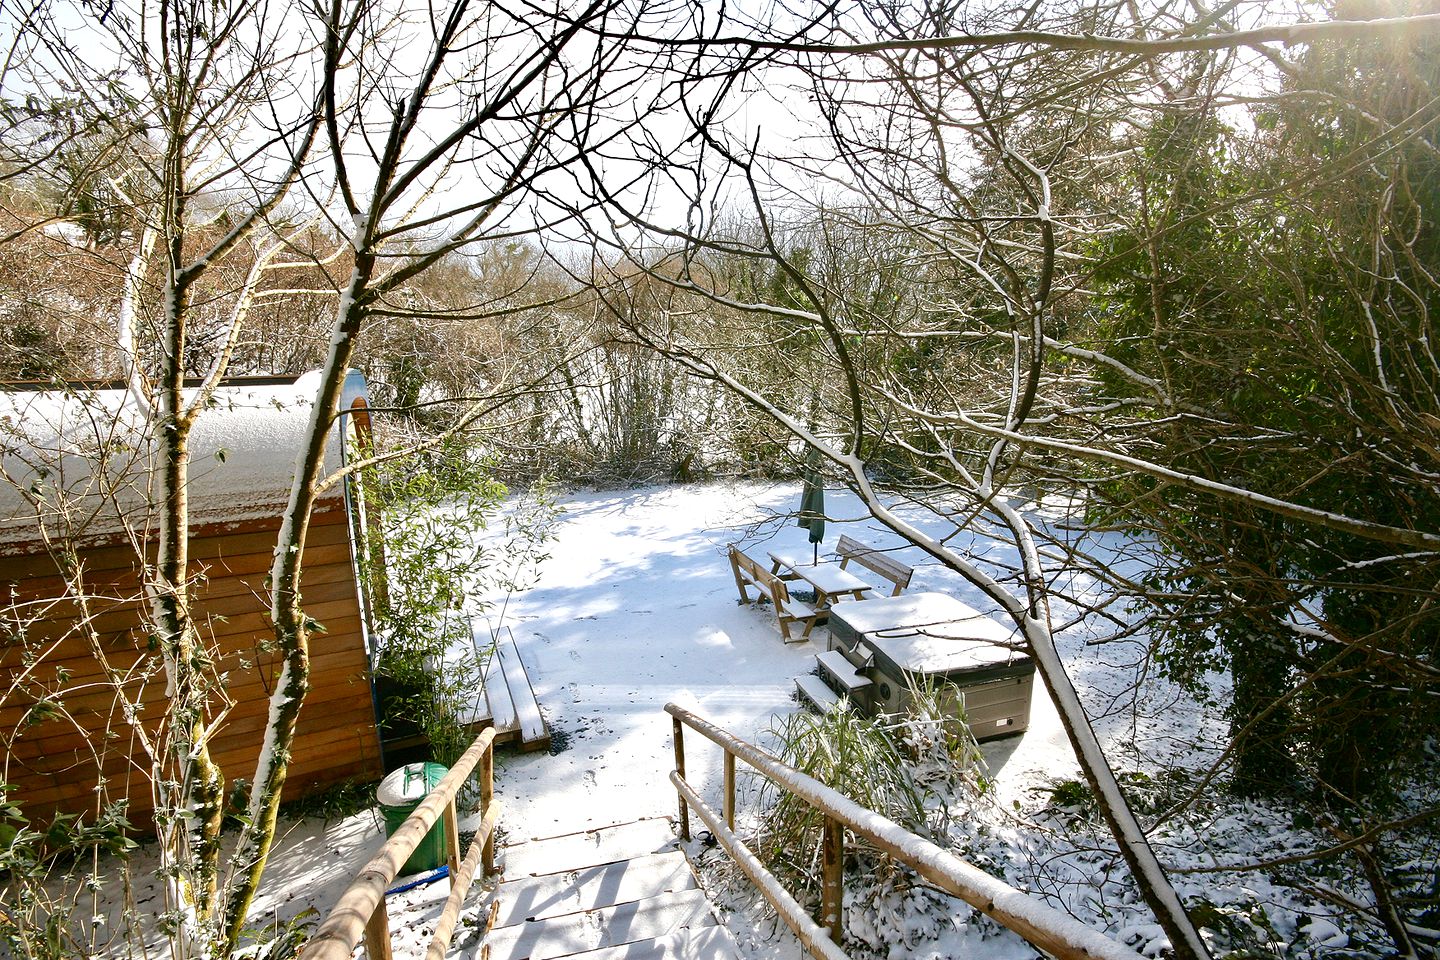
151 273 228 952
221 253 375 952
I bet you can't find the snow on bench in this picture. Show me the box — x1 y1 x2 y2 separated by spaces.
836 534 914 596
728 545 818 643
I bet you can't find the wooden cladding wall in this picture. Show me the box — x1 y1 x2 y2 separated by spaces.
0 502 383 830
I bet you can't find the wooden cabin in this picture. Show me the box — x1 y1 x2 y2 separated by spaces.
0 371 383 831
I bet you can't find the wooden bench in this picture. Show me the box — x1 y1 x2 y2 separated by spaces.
728 544 819 643
836 535 914 596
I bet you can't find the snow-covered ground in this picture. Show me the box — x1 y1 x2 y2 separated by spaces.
470 482 1167 845
106 482 1414 959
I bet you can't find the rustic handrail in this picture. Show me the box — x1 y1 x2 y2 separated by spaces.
671 769 849 960
303 727 500 960
666 702 1145 960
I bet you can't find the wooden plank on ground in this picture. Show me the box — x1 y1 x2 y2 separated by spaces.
501 627 549 751
478 621 517 737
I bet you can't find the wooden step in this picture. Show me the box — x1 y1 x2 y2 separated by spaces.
794 675 839 714
815 649 871 693
492 851 696 928
479 622 518 735
480 887 716 960
500 819 679 878
551 925 742 960
499 628 550 751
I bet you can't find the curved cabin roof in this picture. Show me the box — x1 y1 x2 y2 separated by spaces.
0 370 369 552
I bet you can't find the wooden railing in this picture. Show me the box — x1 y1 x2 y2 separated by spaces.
303 728 502 960
667 702 1146 960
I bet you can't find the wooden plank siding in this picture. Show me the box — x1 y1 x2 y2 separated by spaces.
0 501 383 831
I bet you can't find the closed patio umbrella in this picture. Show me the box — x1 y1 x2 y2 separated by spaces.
797 452 825 565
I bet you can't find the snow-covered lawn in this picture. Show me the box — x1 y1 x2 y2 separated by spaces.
108 482 1409 958
474 481 1170 844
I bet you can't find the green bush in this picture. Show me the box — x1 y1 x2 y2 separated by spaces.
0 782 135 959
756 683 985 901
357 433 558 771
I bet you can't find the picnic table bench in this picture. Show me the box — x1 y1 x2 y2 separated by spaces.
728 536 917 644
728 544 819 643
835 534 914 596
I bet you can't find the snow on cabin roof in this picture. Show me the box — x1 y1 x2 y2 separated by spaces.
0 371 368 552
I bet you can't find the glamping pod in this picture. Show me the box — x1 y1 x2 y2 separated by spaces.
0 371 383 830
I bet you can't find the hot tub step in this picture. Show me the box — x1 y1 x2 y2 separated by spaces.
795 674 840 713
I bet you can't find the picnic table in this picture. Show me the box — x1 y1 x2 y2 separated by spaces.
767 550 873 611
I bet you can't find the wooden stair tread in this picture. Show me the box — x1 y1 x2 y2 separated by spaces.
542 926 742 960
479 888 716 960
794 675 839 713
492 851 697 928
815 649 871 691
501 819 679 877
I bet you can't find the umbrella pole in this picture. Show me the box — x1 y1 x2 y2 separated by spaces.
813 541 819 566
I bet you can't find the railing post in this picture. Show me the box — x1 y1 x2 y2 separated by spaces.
481 739 495 876
723 748 736 831
363 903 393 960
443 797 461 879
672 715 690 841
821 816 843 944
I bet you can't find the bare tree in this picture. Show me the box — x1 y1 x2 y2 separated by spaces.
572 0 1440 956
5 1 327 953
204 0 708 947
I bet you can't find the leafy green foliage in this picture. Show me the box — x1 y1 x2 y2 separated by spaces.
358 432 559 772
234 907 318 960
277 778 381 824
1086 23 1440 802
1186 897 1289 958
0 782 135 960
1036 769 1195 825
755 683 985 903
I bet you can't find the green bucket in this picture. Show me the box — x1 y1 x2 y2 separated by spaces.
376 761 449 875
